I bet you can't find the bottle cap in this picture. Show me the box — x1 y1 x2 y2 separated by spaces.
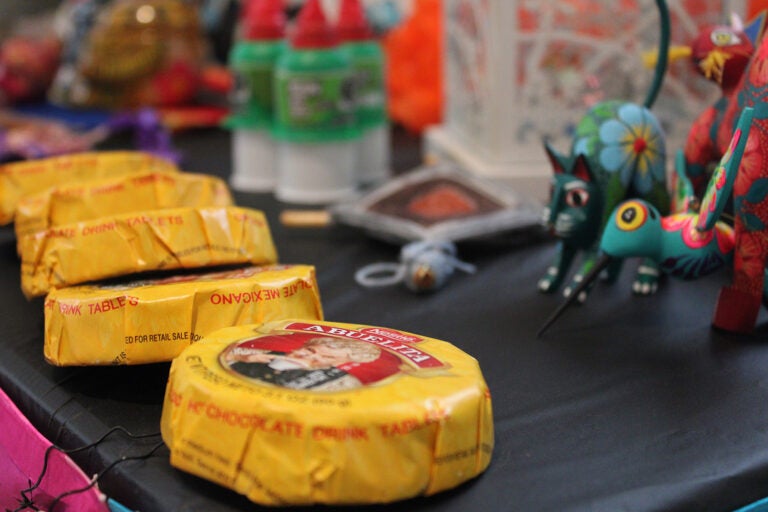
290 0 336 49
337 0 374 42
243 0 286 40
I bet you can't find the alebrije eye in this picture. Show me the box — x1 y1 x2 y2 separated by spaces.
711 28 741 47
565 189 589 207
615 201 647 231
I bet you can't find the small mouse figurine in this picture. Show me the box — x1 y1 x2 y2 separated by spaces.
355 240 475 293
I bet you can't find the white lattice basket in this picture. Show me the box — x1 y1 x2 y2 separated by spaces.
426 0 742 201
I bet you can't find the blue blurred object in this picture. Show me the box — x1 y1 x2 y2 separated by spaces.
12 102 111 130
366 0 402 34
108 498 134 512
735 496 768 512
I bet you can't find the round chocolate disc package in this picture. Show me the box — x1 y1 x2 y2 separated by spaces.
161 319 494 505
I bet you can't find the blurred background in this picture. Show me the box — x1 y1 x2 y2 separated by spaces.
0 0 764 198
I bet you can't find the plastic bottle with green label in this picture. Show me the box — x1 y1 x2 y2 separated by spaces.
225 0 285 192
272 0 360 204
338 0 390 186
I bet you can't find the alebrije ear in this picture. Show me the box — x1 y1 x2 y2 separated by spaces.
571 154 594 182
544 140 566 175
742 10 767 46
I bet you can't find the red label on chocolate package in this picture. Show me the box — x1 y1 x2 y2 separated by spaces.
283 322 445 370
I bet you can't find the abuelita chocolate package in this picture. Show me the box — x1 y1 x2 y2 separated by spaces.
161 319 494 505
20 206 278 297
0 151 178 224
45 266 322 366
15 171 232 240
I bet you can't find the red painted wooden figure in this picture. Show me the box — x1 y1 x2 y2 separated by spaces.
683 14 768 333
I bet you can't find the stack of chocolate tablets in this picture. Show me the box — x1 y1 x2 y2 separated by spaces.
1 151 323 365
4 152 495 506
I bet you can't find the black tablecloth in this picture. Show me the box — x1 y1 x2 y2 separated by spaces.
2 128 768 512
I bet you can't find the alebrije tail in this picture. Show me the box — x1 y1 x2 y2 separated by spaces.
643 0 670 108
694 106 754 232
671 149 696 213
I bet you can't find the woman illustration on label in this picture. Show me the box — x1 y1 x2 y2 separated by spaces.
221 333 402 391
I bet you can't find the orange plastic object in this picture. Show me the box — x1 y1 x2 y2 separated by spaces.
382 0 442 133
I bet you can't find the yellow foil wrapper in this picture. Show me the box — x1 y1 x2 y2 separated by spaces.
0 151 178 225
20 206 278 298
161 319 494 505
15 171 233 240
45 266 323 366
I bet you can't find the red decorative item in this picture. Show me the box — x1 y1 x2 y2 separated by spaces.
712 285 762 333
0 37 60 106
683 21 768 333
684 19 762 194
290 0 336 49
337 0 375 42
244 0 286 40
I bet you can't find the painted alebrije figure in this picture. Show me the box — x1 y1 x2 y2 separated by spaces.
539 0 670 302
538 107 754 338
683 12 765 194
677 8 768 333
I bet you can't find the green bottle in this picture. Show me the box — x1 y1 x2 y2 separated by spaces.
272 0 360 204
225 0 286 192
338 0 390 185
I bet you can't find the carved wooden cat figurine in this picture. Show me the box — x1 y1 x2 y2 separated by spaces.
538 107 754 338
539 0 671 302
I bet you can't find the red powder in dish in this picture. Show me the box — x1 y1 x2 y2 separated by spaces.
407 184 479 220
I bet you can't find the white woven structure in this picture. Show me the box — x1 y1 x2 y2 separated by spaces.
426 0 742 200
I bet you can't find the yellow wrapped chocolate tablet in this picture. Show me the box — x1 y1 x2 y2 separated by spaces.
45 266 322 366
15 171 232 240
20 206 277 298
161 319 494 505
0 151 177 225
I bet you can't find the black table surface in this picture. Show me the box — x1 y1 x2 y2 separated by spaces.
3 127 768 512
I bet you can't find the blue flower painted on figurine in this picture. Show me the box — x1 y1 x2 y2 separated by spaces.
598 104 665 194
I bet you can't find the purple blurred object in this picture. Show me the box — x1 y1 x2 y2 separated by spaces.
107 108 182 164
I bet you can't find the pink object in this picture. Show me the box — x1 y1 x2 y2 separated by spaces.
0 388 109 512
291 0 336 48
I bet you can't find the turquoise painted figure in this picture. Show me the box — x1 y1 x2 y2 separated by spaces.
599 200 735 280
539 0 670 301
539 107 754 337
